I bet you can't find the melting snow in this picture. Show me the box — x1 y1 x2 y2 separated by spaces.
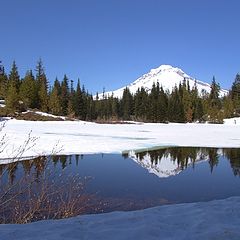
1 197 240 240
0 119 240 162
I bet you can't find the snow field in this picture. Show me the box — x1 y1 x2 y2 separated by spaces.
1 197 240 240
0 119 240 162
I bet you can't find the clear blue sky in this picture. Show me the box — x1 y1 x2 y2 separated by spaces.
0 0 239 94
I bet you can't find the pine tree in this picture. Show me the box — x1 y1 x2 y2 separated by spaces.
35 59 49 111
49 78 62 115
148 82 160 122
6 81 19 112
134 87 148 121
81 85 88 120
194 98 204 121
181 80 193 122
19 70 38 108
158 86 168 122
60 74 69 115
121 87 133 120
67 80 75 117
8 61 20 93
222 95 234 118
209 76 221 104
0 70 8 99
231 73 240 115
208 76 222 123
86 95 96 121
73 79 82 118
168 86 184 122
111 97 120 119
6 61 21 111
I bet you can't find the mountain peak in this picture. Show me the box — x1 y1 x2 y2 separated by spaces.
97 65 228 99
150 64 177 73
141 64 188 81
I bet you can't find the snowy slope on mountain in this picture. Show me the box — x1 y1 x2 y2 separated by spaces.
97 65 228 99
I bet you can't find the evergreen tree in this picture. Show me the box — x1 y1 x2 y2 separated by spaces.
49 78 62 115
0 61 4 75
222 95 234 118
67 80 75 116
208 76 222 123
0 69 8 99
193 98 204 121
121 87 133 120
19 70 38 108
168 86 184 122
6 61 21 111
231 73 240 115
73 79 83 118
148 82 160 122
134 87 148 121
6 81 19 112
81 85 88 120
60 74 69 115
35 59 48 111
158 86 168 122
111 97 120 119
86 95 96 121
181 80 193 122
209 76 221 107
8 61 20 93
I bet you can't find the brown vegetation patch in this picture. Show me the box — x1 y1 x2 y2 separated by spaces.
15 112 64 121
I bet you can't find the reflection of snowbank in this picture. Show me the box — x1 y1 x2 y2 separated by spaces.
128 150 210 178
1 197 240 239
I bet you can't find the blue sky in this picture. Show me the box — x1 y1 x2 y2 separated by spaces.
0 0 239 94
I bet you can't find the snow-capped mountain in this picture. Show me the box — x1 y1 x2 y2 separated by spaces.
97 65 228 99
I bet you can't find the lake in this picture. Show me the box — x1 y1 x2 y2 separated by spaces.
1 147 240 215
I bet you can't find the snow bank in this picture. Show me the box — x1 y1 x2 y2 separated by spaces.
0 119 240 161
1 197 240 240
21 110 67 120
224 117 240 125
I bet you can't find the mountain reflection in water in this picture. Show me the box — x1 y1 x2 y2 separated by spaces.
0 147 240 214
124 147 240 178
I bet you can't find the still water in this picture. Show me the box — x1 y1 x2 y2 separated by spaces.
1 147 240 212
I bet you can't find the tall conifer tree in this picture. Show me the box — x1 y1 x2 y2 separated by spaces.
36 59 49 111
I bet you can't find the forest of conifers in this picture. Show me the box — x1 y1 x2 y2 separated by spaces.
0 60 240 123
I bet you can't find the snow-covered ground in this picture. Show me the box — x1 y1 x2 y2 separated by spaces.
1 197 240 240
0 118 240 162
224 117 240 125
21 110 67 120
1 118 240 239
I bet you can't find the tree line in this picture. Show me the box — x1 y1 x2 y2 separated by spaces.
0 60 240 123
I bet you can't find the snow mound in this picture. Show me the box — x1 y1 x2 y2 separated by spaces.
1 197 240 240
22 110 67 120
96 64 228 99
224 117 240 125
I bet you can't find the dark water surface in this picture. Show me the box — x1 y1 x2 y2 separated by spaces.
1 147 240 212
